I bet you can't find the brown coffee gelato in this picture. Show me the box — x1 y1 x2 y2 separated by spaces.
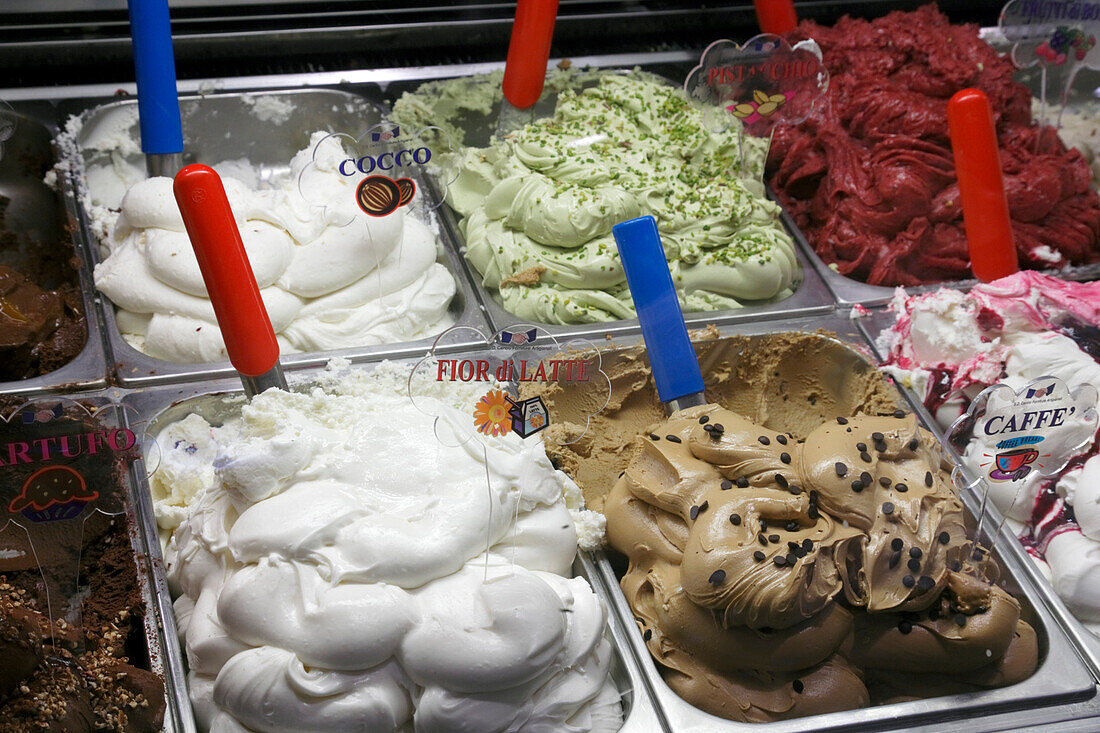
605 406 1036 722
530 332 1038 722
525 330 898 512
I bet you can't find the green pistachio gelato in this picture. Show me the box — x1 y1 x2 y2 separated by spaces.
437 73 802 324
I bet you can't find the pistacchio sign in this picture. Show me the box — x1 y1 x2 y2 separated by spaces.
685 34 829 138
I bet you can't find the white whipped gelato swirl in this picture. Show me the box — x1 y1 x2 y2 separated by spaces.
152 363 620 731
92 132 456 362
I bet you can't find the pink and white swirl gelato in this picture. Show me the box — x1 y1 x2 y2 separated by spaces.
879 271 1100 636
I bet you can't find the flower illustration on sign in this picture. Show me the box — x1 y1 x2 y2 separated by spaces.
473 389 514 436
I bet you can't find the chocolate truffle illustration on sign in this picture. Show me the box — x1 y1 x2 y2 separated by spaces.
356 175 402 217
8 465 98 522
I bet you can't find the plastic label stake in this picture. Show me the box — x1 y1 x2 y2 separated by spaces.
947 89 1019 282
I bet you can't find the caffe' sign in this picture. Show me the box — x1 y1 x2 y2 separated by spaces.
952 377 1098 485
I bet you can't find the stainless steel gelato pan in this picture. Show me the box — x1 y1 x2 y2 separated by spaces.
121 371 668 733
60 88 491 388
388 63 837 343
0 101 107 396
537 312 1098 731
855 305 1100 684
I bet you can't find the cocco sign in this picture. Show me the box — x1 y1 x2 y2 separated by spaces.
338 147 432 176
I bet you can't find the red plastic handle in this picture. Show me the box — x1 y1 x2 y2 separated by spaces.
502 0 560 109
947 89 1019 283
172 164 281 376
754 0 798 34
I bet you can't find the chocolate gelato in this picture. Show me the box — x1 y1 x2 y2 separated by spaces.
0 401 165 731
0 262 84 382
767 6 1100 286
0 121 88 383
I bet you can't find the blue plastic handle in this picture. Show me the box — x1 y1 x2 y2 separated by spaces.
613 215 705 403
128 0 183 155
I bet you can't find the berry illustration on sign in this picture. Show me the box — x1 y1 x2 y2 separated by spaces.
1000 0 1100 112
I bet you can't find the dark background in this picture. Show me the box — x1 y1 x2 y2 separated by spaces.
0 1 1009 88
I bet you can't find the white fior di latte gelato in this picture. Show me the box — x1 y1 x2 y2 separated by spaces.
150 362 620 732
90 131 456 363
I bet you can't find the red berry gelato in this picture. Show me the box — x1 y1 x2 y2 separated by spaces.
767 5 1100 287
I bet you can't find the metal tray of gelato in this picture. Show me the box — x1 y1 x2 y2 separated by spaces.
854 305 1100 684
120 371 668 733
0 100 107 396
435 180 836 342
524 312 1097 731
56 88 491 387
0 394 188 731
386 63 837 343
774 202 1100 308
770 24 1100 308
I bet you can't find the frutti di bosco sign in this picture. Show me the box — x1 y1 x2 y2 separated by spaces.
1013 1 1100 20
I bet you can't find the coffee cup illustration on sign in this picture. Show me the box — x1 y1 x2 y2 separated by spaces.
989 447 1039 481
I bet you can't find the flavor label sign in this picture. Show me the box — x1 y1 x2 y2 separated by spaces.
685 35 829 138
1001 0 1100 107
951 377 1098 484
410 324 610 445
297 122 456 227
0 399 139 641
1002 0 1100 67
949 377 1098 547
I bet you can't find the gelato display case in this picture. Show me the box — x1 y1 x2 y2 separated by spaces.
1 0 1099 731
